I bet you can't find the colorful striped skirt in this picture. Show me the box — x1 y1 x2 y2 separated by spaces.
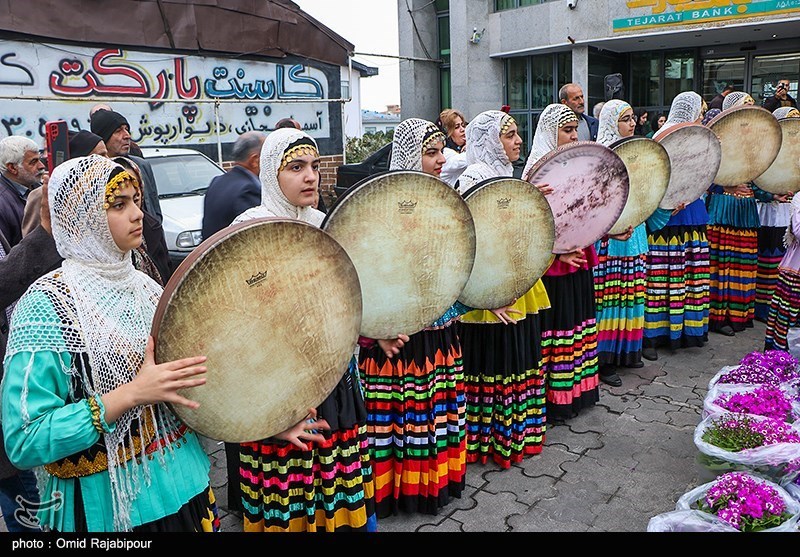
764 267 800 351
540 269 600 421
644 225 710 349
240 363 377 532
707 225 758 332
457 314 546 469
756 225 788 322
593 242 646 367
357 322 466 517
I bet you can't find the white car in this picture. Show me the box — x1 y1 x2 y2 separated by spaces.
139 147 225 269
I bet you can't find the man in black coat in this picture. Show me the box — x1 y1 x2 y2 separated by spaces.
201 131 265 240
762 78 798 113
0 194 61 531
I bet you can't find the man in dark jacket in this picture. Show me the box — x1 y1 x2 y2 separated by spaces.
0 192 61 531
762 78 798 113
202 131 265 240
559 83 598 141
708 84 735 111
0 136 45 248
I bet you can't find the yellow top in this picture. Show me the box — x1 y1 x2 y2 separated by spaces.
460 279 551 324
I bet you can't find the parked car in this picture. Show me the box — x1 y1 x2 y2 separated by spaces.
139 147 224 269
334 142 392 198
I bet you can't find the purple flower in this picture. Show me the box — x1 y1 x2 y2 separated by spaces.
713 386 794 421
696 472 790 531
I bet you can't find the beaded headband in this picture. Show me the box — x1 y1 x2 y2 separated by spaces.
279 138 319 172
557 109 579 128
421 123 446 153
500 113 517 135
786 108 800 118
104 169 140 210
616 103 633 121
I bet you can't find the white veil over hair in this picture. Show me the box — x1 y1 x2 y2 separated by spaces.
596 100 633 147
522 103 578 179
722 91 755 111
2 154 175 532
389 118 445 172
233 128 325 227
654 91 703 139
457 110 515 194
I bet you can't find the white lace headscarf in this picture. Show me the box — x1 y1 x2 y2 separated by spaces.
2 154 173 532
722 91 755 111
389 118 445 172
596 100 633 147
233 128 325 227
774 106 800 119
653 91 703 139
522 104 578 180
457 110 515 193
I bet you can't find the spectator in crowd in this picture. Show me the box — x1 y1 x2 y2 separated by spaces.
708 84 735 111
438 108 468 187
0 136 45 248
762 78 797 113
559 83 598 141
592 101 605 120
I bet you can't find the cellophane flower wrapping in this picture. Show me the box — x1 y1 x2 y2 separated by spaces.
694 413 800 482
703 383 800 422
708 351 800 390
648 472 800 532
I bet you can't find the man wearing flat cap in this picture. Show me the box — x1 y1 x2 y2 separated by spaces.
90 109 163 224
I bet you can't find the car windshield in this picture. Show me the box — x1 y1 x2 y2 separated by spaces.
148 154 224 198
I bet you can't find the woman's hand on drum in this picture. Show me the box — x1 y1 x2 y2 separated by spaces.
558 250 588 268
377 334 410 359
774 192 792 203
609 226 633 241
534 182 553 196
101 336 207 423
274 408 331 451
670 202 686 216
490 302 523 325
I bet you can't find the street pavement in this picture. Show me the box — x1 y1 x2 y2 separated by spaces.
0 320 769 534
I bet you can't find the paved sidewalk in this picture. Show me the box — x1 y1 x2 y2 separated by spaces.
0 321 768 533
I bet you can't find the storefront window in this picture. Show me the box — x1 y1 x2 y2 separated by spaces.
630 52 660 107
507 57 528 110
531 56 554 110
701 57 745 102
495 0 551 11
663 51 694 104
440 67 452 111
438 15 450 65
751 53 799 105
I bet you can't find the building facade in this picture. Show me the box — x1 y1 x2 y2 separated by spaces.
399 0 800 151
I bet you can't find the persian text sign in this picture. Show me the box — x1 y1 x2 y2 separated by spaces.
614 0 800 31
0 40 332 146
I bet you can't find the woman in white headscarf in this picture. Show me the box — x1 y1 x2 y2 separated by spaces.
764 107 800 350
753 107 797 322
592 100 647 386
525 103 601 422
232 128 377 532
356 117 468 517
705 91 782 336
2 155 217 532
642 91 711 361
455 110 553 468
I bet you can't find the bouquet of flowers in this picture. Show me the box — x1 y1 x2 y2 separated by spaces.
694 413 800 482
708 351 800 390
703 383 800 422
648 472 800 532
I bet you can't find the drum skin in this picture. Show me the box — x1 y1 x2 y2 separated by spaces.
524 141 629 254
607 136 671 235
656 123 722 210
753 117 800 194
707 105 782 186
322 171 476 339
459 178 555 309
152 218 363 443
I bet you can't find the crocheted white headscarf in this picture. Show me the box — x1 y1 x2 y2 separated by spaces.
389 118 445 172
722 91 755 111
233 128 325 227
774 106 800 119
522 103 578 179
596 100 633 147
457 110 515 193
653 91 703 139
2 154 174 532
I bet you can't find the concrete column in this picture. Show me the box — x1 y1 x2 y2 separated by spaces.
571 45 590 91
398 0 440 121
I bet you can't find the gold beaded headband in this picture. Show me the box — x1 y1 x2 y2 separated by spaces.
786 108 800 118
500 113 517 135
279 141 319 172
557 109 578 128
421 124 446 153
104 170 140 210
616 103 633 122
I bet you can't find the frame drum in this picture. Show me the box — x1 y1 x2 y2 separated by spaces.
322 170 476 339
607 136 671 235
753 117 800 194
707 105 782 186
656 123 722 210
524 141 629 254
459 177 555 309
152 218 363 443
